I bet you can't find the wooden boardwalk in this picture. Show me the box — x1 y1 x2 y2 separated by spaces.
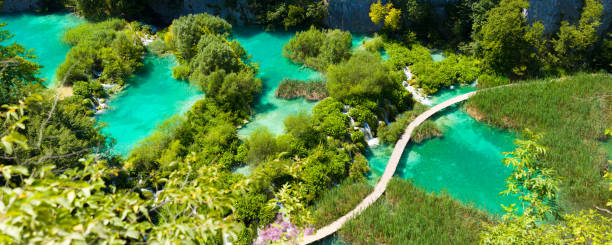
300 91 477 244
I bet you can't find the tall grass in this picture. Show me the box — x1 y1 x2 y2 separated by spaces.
466 73 612 211
275 79 328 101
339 178 493 245
311 180 373 228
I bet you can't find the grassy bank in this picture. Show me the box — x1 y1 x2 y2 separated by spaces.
275 79 329 101
339 178 493 245
466 73 612 211
310 180 373 228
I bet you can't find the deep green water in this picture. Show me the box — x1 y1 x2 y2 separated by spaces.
96 55 202 155
0 12 82 85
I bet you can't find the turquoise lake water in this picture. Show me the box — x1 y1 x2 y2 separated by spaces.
366 86 518 215
3 13 519 216
0 12 82 85
234 27 323 137
96 55 202 155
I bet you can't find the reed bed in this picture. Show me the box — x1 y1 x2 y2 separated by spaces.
466 73 612 211
339 178 493 245
311 180 374 228
275 79 329 101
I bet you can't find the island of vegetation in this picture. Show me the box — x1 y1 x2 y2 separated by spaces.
0 0 611 244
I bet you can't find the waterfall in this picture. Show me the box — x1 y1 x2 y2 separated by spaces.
402 67 432 106
363 122 380 146
363 122 373 139
471 79 478 87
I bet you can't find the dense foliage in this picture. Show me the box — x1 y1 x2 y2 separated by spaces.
283 26 352 71
475 0 607 78
64 0 153 21
481 131 612 244
164 14 261 118
0 24 43 105
275 79 328 101
385 43 480 94
378 104 442 144
246 0 327 30
339 178 494 244
58 19 145 85
467 73 612 210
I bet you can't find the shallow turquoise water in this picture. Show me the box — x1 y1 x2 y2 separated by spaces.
234 29 372 137
96 55 202 155
366 88 518 215
431 50 445 62
233 27 323 137
6 13 520 216
0 12 82 85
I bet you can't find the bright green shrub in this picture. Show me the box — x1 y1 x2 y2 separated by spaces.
283 26 352 71
172 65 190 80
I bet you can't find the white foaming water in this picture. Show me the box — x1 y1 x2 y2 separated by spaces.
402 67 432 106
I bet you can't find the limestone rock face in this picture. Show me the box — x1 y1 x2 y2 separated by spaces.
1 0 42 12
527 0 612 34
147 0 253 25
324 0 384 32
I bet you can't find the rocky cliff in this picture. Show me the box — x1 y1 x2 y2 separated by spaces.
1 0 42 12
2 0 610 34
325 0 384 32
527 0 612 34
146 0 253 25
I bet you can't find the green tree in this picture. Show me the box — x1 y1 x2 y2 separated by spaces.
169 14 232 61
326 51 393 103
551 0 603 70
246 128 279 165
0 24 43 105
476 0 544 77
369 0 402 30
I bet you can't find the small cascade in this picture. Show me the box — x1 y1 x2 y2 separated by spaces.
363 122 380 147
402 67 432 106
471 79 478 87
363 122 374 139
403 67 413 80
101 83 118 91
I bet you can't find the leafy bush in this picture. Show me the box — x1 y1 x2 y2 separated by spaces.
168 14 232 61
327 51 389 101
172 65 190 80
283 26 352 71
378 104 441 144
364 34 384 52
57 19 145 86
312 97 349 139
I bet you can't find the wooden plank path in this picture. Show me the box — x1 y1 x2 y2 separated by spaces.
300 91 477 244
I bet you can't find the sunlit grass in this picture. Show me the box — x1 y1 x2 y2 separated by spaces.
466 73 612 211
339 178 493 245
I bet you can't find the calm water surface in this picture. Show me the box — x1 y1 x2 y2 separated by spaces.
0 12 82 85
3 13 520 216
96 55 202 155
